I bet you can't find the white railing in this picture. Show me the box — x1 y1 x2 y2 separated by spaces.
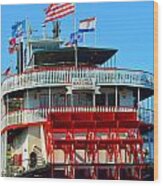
1 106 153 131
1 68 153 95
1 109 47 130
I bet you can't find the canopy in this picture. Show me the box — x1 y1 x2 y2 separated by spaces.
33 47 118 66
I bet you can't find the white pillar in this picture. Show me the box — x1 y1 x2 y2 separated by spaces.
49 87 51 110
5 96 9 175
6 95 9 126
26 90 29 108
3 132 7 176
137 88 140 121
137 87 140 108
93 92 96 107
105 93 108 107
1 133 6 175
71 93 73 107
115 86 118 107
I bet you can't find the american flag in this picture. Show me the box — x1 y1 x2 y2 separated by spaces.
44 3 75 23
44 3 58 15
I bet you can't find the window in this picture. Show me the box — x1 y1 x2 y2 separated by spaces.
96 94 105 106
52 94 66 107
39 94 49 108
108 93 115 106
73 93 93 106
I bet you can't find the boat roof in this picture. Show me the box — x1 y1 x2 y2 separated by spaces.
32 47 118 66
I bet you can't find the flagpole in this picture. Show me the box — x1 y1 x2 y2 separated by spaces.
94 18 97 47
10 59 13 75
73 3 78 68
42 24 47 39
94 29 96 47
26 17 29 40
83 32 86 46
25 17 29 71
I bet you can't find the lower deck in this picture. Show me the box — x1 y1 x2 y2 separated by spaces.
15 163 154 180
1 110 154 180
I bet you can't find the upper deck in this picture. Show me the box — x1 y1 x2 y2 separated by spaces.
2 66 153 96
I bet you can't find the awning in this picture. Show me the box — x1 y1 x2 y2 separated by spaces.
33 47 118 66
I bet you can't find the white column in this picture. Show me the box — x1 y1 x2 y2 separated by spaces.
93 92 96 107
3 132 7 176
1 134 5 175
49 87 51 110
137 87 140 121
71 93 73 107
105 93 108 107
6 95 9 126
115 86 118 107
137 88 140 109
26 90 29 108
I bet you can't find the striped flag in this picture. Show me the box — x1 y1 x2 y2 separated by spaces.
44 3 75 23
44 4 58 15
79 17 96 32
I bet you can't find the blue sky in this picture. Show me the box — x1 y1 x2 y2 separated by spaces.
1 1 154 73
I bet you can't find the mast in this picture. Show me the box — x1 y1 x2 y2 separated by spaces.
52 20 61 40
73 3 78 68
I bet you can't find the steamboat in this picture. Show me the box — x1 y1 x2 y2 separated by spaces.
1 3 154 180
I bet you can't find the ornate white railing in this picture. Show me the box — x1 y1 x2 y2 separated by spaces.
1 109 47 130
1 68 153 95
1 106 153 131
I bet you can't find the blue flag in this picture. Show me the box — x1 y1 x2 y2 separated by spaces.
12 20 26 38
70 32 83 44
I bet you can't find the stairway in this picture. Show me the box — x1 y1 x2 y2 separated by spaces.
33 146 45 167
